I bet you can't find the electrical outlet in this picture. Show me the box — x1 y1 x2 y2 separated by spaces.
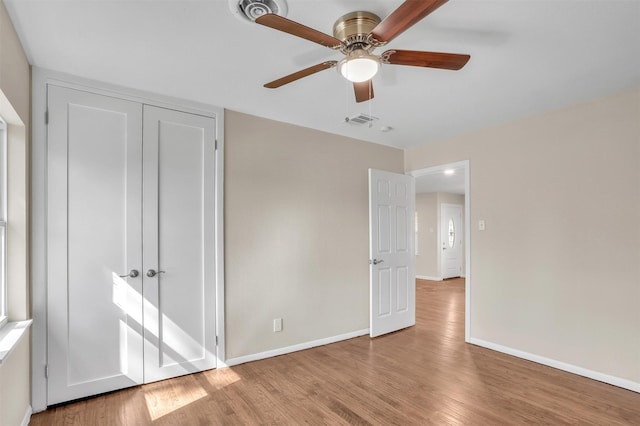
273 318 283 332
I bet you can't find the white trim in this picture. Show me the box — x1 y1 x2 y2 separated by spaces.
214 105 226 370
409 160 471 342
34 69 220 119
464 162 470 342
31 68 48 412
0 118 6 329
469 338 640 393
415 275 442 281
30 67 226 411
225 328 370 367
20 405 32 426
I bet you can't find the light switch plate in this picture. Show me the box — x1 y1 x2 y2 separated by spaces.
478 220 486 231
273 318 283 332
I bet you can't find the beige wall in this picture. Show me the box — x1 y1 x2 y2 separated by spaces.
0 2 29 122
224 110 404 359
0 1 31 424
405 88 640 385
0 335 29 426
415 193 438 277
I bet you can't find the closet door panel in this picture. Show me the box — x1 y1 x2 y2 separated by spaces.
47 86 144 405
142 105 217 383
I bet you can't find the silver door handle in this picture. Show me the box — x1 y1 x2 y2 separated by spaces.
119 269 139 278
146 269 166 278
370 259 384 265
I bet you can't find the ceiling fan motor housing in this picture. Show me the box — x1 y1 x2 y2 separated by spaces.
333 11 381 51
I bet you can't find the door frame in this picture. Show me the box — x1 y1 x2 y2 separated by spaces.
30 68 226 412
409 160 471 342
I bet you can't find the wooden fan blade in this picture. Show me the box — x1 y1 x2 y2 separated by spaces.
255 14 343 49
384 49 470 70
264 61 337 88
370 0 449 44
353 81 374 103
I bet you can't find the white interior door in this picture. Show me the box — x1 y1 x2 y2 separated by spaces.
142 106 217 383
441 203 463 279
47 86 144 405
369 169 415 338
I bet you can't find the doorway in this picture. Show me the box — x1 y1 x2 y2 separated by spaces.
409 161 471 342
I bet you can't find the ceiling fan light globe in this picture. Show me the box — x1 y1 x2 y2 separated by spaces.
338 52 380 83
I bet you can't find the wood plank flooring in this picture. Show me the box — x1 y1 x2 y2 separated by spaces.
30 278 640 425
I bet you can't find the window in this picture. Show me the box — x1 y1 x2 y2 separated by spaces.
0 117 6 327
448 217 455 249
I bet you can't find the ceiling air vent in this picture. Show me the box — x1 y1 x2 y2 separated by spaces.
230 0 288 22
346 113 379 126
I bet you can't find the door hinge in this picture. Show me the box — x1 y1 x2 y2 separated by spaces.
215 139 218 151
215 335 218 346
45 110 49 125
45 365 49 378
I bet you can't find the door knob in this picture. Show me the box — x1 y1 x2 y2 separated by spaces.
370 259 384 265
146 269 166 278
118 269 139 278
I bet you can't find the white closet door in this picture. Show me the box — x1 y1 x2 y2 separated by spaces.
47 86 144 405
142 105 217 383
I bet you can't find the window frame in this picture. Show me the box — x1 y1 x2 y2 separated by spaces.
0 117 7 328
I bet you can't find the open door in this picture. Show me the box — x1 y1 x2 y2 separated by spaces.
369 169 416 337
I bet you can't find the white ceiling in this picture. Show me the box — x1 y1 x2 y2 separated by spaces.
4 0 640 149
415 166 465 195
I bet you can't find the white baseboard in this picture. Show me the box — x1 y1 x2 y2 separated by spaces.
468 338 640 393
416 275 442 281
225 328 370 367
21 405 32 426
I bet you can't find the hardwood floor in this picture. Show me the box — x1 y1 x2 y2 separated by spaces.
30 278 640 425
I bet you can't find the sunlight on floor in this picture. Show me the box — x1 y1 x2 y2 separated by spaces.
141 369 243 420
144 381 207 421
204 367 242 390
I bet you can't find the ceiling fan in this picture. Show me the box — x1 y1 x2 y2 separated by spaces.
255 0 471 103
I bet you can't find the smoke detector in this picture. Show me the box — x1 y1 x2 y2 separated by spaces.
229 0 288 23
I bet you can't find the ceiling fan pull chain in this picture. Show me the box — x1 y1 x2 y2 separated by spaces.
345 77 349 122
368 82 373 128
